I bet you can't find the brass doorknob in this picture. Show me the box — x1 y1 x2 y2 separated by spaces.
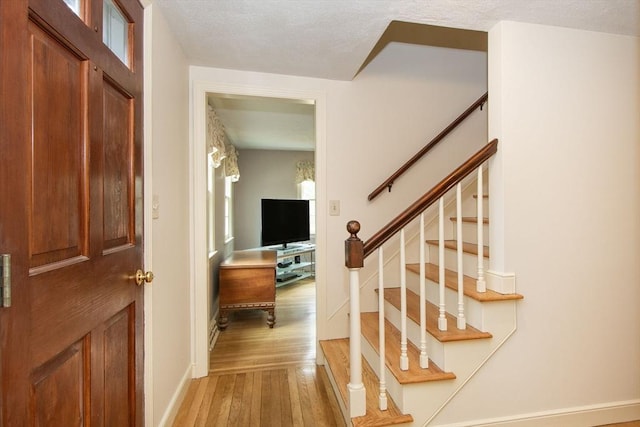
135 269 154 286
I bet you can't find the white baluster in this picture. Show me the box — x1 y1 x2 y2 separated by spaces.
378 248 388 410
419 213 428 368
438 198 447 331
476 166 487 292
348 267 366 417
399 229 409 371
456 183 466 330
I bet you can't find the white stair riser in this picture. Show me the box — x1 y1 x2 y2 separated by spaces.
384 297 493 374
427 245 484 278
452 221 489 245
384 299 447 368
404 274 520 334
404 275 485 331
462 195 489 217
360 333 410 412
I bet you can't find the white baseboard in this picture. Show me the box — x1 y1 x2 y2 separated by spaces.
486 270 516 294
435 399 640 427
157 364 193 427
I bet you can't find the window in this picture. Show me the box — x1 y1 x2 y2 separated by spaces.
63 0 81 16
224 177 233 241
207 152 215 253
103 0 129 66
299 180 315 235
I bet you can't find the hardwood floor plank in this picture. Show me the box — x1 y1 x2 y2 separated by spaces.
288 367 304 426
174 280 344 427
206 374 235 426
250 371 263 426
226 372 246 426
261 370 283 427
295 365 317 426
181 377 209 426
279 369 294 427
172 378 201 426
194 376 218 426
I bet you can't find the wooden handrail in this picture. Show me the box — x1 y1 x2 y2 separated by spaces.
367 92 488 202
362 139 498 258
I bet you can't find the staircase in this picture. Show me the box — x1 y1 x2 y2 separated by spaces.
320 141 523 426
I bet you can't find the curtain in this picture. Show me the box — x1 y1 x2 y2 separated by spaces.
207 105 226 167
224 143 240 182
295 160 314 183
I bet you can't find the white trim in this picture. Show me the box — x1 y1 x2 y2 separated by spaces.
435 399 640 427
156 365 193 427
189 77 328 375
142 4 154 426
485 270 516 294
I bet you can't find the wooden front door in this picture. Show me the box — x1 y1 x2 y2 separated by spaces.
0 0 145 424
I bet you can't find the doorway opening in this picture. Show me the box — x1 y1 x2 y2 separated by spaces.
189 81 327 378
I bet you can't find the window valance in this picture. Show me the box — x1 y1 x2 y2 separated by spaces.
207 105 226 168
295 160 315 183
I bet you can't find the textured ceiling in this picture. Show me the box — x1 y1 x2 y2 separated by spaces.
157 0 639 151
155 0 639 81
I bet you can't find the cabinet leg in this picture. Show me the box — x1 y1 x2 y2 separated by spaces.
267 308 275 328
219 310 229 331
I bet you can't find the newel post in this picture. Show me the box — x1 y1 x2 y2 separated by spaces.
345 220 366 418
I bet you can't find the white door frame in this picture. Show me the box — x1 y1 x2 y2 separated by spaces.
189 79 327 377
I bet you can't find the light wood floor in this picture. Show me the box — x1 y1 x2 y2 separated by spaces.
173 279 345 426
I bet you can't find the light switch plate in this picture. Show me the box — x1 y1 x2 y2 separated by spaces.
329 200 340 216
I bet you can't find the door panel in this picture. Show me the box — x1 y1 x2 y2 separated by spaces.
0 0 145 424
103 80 134 251
29 22 89 270
103 306 134 426
30 339 87 426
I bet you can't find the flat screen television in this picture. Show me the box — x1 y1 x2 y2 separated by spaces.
261 199 310 248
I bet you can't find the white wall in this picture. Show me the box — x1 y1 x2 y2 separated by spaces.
191 42 487 339
234 149 315 250
146 4 191 426
433 22 640 424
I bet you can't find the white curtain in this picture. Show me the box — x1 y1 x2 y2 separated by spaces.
295 160 314 183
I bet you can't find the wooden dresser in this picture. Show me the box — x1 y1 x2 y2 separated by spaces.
218 250 277 330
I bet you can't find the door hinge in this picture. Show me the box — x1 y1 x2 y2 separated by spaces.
0 254 11 307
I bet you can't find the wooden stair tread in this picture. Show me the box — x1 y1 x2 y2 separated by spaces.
320 339 413 427
360 312 456 384
405 263 524 302
473 194 489 199
380 288 492 342
426 239 489 257
449 216 489 224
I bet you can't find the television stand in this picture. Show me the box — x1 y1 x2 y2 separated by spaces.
259 243 315 287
